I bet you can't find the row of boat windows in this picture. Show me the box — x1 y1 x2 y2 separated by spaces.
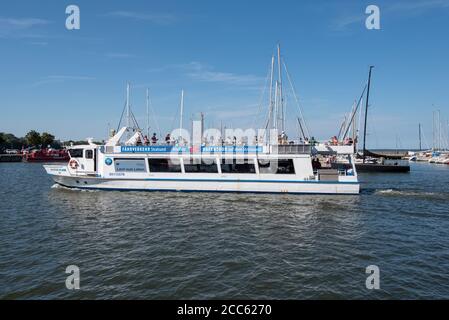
69 149 93 159
70 148 295 174
130 159 295 174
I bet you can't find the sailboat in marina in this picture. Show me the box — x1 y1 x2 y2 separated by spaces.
353 66 410 173
427 110 449 163
43 45 361 194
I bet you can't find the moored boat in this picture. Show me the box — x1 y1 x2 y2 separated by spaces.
24 148 69 162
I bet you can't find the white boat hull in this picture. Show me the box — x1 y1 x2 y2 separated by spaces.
47 172 360 195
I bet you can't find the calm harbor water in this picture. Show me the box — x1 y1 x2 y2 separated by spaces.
1 162 449 299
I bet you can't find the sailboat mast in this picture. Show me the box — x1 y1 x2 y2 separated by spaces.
362 66 374 163
352 100 357 142
179 89 184 139
274 81 279 131
438 109 441 151
419 123 422 151
297 117 306 140
146 88 150 137
432 109 435 150
277 44 284 132
268 55 275 131
126 82 131 129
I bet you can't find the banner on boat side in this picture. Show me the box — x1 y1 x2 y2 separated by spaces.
120 146 189 153
201 146 263 153
119 146 264 153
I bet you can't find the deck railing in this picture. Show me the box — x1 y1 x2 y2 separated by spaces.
273 144 311 154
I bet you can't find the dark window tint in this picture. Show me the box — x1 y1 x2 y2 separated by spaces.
276 159 295 174
85 150 93 159
184 160 218 173
69 149 83 158
115 159 146 172
258 159 295 174
221 159 256 174
148 158 181 173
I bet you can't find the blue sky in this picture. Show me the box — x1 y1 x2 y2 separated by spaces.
1 0 448 148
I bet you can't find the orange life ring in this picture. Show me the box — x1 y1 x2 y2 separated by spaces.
69 159 79 169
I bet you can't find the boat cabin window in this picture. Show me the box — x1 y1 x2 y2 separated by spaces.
85 150 93 159
258 159 295 174
115 158 146 172
221 159 256 174
184 160 218 173
68 149 83 158
148 158 181 173
276 159 295 174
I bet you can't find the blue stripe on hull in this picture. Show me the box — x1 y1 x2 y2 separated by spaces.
53 174 359 185
55 182 360 195
139 178 359 185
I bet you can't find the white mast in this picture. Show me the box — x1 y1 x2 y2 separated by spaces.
179 89 184 139
433 109 435 150
438 109 441 151
277 44 284 132
146 88 150 137
274 81 279 131
268 55 275 129
126 82 131 129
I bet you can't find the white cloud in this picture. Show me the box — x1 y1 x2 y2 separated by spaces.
333 14 365 31
31 75 95 87
0 17 51 38
146 61 265 87
0 17 49 29
102 11 177 25
184 62 265 86
388 0 449 12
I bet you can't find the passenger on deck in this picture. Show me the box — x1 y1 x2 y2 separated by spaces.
136 136 142 146
331 136 338 146
143 135 149 146
312 158 322 170
151 133 158 145
280 131 288 145
165 133 171 145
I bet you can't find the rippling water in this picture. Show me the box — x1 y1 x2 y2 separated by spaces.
1 162 449 299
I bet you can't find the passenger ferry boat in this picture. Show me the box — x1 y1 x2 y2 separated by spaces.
43 127 360 194
43 45 360 194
